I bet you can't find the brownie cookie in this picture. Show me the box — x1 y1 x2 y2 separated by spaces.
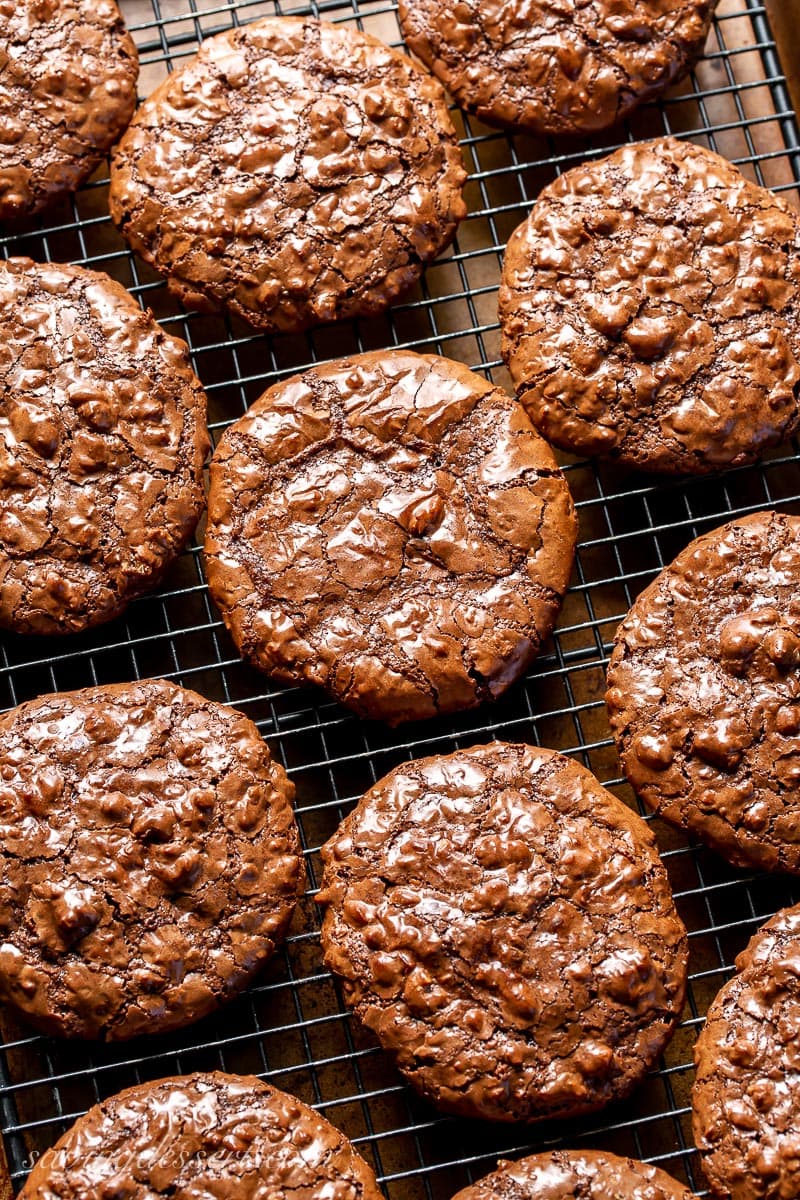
205 350 576 725
19 1071 382 1199
109 17 466 333
0 679 304 1040
452 1150 699 1200
398 1 715 136
317 742 688 1122
500 138 800 473
607 511 800 873
0 258 209 636
693 903 800 1200
0 0 138 221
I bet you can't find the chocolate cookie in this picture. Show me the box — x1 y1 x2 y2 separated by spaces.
0 0 138 221
205 350 577 725
452 1150 698 1200
398 1 715 136
317 742 688 1122
0 258 209 636
500 138 800 473
109 17 466 333
607 510 800 873
19 1071 382 1199
0 679 304 1040
693 903 800 1200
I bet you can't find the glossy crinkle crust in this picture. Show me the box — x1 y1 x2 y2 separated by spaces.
0 258 210 636
451 1149 699 1200
607 510 800 873
204 350 577 725
398 0 715 136
109 16 467 333
500 138 800 473
693 903 800 1200
318 742 688 1122
18 1072 383 1200
0 0 138 220
0 680 304 1040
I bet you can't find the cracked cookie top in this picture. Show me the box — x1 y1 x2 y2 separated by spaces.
398 0 715 136
452 1150 698 1200
500 138 800 473
0 0 138 220
607 510 800 872
317 742 688 1123
19 1072 382 1199
204 350 577 725
693 903 800 1200
109 16 467 333
0 680 304 1040
0 257 209 636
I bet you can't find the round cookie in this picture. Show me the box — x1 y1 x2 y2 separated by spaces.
109 17 467 334
499 137 800 474
204 350 577 725
693 903 800 1200
0 679 304 1040
18 1071 382 1199
398 0 715 136
607 510 800 873
0 0 138 221
0 257 209 636
317 742 688 1122
452 1150 699 1200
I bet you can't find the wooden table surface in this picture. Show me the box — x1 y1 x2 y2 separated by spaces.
765 0 800 122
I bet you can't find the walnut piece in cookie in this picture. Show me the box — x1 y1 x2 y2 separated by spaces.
398 0 716 136
18 1072 383 1200
0 257 209 636
109 16 467 333
452 1150 699 1200
693 903 800 1200
607 510 800 873
0 0 138 221
204 350 577 725
500 138 800 474
0 680 304 1040
318 742 688 1122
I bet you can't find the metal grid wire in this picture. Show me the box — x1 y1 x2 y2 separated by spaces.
2 1 800 1196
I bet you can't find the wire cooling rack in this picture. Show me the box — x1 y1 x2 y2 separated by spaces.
2 2 800 1196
